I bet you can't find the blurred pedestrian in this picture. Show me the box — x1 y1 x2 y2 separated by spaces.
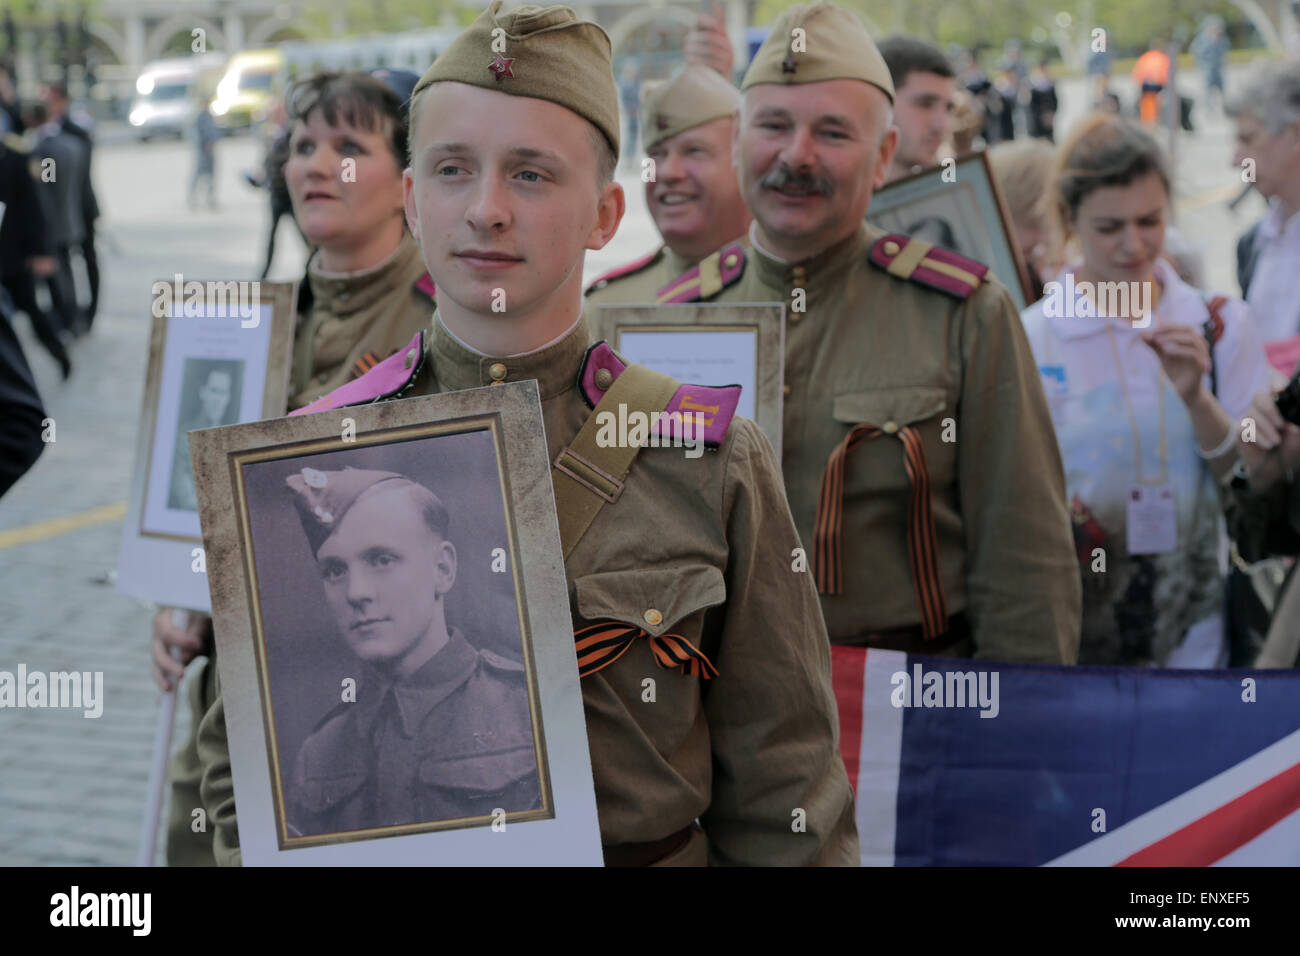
877 36 955 182
1021 114 1272 667
1132 39 1171 126
0 130 71 378
23 100 86 339
1191 17 1230 117
43 83 100 334
189 94 220 210
991 62 1019 142
1087 42 1113 108
1227 61 1300 343
1027 59 1057 141
0 59 21 134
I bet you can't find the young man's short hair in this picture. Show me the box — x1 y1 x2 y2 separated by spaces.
877 35 956 89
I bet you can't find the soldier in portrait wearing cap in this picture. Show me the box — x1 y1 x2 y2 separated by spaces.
194 0 856 867
280 466 539 837
584 65 752 307
710 1 1080 663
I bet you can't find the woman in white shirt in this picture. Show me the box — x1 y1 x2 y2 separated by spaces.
1020 113 1271 666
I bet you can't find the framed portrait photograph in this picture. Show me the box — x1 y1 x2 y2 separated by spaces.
867 152 1035 309
590 303 786 457
117 281 295 611
188 382 601 865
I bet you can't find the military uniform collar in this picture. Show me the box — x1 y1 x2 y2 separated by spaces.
429 309 592 400
354 628 480 739
307 231 424 318
751 221 873 295
661 244 699 279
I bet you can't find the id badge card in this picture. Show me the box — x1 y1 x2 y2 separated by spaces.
1126 484 1177 555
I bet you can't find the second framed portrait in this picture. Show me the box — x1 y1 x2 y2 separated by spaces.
117 280 295 611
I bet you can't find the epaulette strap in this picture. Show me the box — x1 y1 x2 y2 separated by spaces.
3 132 27 153
414 273 436 300
575 341 741 448
584 247 663 295
655 241 746 304
291 329 426 416
869 233 989 300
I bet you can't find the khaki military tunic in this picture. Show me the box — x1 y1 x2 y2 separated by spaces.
289 630 539 836
198 314 857 866
584 237 748 309
712 222 1080 663
288 231 435 410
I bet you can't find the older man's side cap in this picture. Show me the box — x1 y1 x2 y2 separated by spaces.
741 1 895 103
287 466 412 555
641 64 740 151
412 0 620 155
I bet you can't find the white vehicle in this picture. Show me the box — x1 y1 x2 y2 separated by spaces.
129 54 228 141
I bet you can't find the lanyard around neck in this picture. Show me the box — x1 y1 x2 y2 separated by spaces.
1103 315 1168 485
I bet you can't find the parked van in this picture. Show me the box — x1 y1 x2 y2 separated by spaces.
129 54 228 140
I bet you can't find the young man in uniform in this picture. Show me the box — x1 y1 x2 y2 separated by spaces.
712 1 1079 663
193 0 856 867
584 65 751 307
876 35 957 183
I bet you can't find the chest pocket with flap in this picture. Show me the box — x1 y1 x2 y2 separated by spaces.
831 386 948 432
573 565 726 678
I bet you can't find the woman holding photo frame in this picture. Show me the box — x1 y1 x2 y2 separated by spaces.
149 70 436 866
1019 114 1271 668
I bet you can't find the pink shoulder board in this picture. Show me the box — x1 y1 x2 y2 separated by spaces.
291 330 426 416
576 341 740 449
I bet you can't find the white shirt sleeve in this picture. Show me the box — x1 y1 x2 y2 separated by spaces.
1210 296 1272 422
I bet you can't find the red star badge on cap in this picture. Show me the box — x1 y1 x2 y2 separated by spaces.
488 54 515 80
781 54 798 74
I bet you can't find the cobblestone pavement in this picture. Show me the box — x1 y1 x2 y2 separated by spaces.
0 65 1263 865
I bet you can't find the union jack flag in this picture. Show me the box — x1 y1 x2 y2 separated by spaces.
832 647 1300 866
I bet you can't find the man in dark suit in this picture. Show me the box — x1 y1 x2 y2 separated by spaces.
43 84 99 334
24 100 87 339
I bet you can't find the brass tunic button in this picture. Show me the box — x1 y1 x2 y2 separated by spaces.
783 384 791 397
724 253 739 268
403 348 416 369
789 311 803 323
792 265 806 277
882 420 899 434
489 362 508 382
594 368 614 390
643 608 663 627
883 240 901 256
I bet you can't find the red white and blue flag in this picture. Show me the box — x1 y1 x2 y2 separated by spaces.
832 647 1300 866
